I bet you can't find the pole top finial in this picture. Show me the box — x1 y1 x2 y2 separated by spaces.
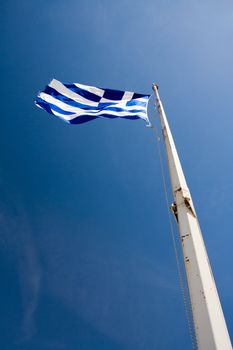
152 83 159 91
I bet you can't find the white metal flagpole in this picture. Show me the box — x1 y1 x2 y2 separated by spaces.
152 84 232 350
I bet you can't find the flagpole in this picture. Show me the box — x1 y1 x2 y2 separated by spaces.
152 84 232 350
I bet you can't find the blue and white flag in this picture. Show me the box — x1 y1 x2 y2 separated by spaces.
35 79 150 124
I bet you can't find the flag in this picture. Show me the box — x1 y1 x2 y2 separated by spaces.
35 79 150 124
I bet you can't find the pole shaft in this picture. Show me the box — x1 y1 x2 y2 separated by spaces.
152 84 232 350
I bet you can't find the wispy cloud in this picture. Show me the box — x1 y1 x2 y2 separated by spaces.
40 227 180 349
0 192 42 343
18 226 42 342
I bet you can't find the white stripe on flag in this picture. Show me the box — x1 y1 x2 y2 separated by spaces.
49 107 148 121
74 83 105 97
39 92 147 115
49 79 99 106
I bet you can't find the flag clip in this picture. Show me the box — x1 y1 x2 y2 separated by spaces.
146 122 153 128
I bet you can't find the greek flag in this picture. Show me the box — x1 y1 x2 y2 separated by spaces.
35 79 150 124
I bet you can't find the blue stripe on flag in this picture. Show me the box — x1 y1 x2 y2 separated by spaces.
103 89 124 101
103 106 147 114
63 83 101 102
69 115 99 124
36 97 75 115
126 99 148 107
132 93 146 99
43 86 95 110
69 113 140 124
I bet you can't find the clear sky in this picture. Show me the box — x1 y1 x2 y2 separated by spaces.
1 1 233 349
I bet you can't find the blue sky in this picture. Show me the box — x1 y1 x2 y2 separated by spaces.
1 1 233 349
